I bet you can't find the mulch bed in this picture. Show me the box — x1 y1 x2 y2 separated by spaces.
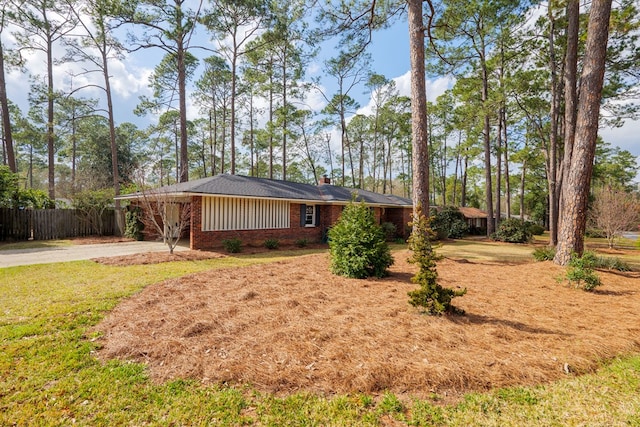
93 250 640 401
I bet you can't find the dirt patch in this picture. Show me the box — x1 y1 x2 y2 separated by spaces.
90 243 326 266
70 236 136 245
94 251 640 401
92 250 227 266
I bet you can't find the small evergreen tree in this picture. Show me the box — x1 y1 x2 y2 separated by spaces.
407 206 466 315
328 198 394 279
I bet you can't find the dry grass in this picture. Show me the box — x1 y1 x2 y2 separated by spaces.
70 235 136 244
94 250 640 402
92 250 227 265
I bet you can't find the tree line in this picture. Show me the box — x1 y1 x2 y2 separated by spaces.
0 0 638 264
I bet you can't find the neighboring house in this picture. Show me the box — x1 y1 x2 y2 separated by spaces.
457 206 489 234
118 174 413 250
429 205 489 235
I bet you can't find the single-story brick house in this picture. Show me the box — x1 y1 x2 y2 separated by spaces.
457 206 489 234
118 174 414 250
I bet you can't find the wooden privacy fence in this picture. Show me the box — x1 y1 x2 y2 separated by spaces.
0 208 115 241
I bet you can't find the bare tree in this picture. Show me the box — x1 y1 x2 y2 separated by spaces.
588 185 640 248
72 188 114 236
131 171 190 254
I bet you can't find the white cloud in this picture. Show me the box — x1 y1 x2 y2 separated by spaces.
356 71 454 117
303 84 328 112
306 61 321 76
109 57 153 100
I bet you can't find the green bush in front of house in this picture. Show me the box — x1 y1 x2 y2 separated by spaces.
380 222 397 241
124 206 145 240
430 206 469 239
222 238 242 253
328 199 393 279
264 238 280 249
528 223 545 236
492 218 532 243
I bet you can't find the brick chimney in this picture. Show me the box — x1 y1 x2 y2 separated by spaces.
319 174 331 185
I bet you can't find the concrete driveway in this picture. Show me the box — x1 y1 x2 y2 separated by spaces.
0 240 189 268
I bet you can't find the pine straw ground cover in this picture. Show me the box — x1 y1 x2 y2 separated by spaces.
94 249 640 402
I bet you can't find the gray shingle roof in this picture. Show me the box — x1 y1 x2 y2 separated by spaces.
121 174 412 207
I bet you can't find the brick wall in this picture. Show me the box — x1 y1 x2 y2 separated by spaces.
189 196 412 250
190 196 323 250
383 207 412 239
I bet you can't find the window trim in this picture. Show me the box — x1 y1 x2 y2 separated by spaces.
304 204 316 227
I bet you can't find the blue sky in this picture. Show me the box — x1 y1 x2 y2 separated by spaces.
2 7 638 182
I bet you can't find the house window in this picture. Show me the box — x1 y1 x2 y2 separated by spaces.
305 205 316 227
201 196 290 231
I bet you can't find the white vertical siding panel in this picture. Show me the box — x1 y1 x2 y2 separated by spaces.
199 196 291 231
205 197 210 231
215 197 220 230
240 199 249 230
249 199 255 229
201 197 207 231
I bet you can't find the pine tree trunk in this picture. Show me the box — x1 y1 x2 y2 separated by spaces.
408 0 429 217
178 41 189 182
547 5 560 245
554 0 612 266
0 40 16 173
480 52 494 235
558 0 579 216
47 34 55 200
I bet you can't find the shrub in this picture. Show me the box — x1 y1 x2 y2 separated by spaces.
124 206 145 240
380 222 397 241
532 246 555 262
294 238 309 248
430 206 469 239
407 205 466 315
493 218 532 243
528 223 545 236
1 166 54 209
222 238 242 253
72 189 114 236
328 199 393 279
566 252 601 291
264 238 279 250
585 228 606 238
592 255 631 272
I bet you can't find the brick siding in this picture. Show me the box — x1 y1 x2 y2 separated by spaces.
191 196 323 250
189 196 412 250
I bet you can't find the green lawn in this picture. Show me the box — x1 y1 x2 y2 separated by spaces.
0 239 73 251
1 243 639 426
